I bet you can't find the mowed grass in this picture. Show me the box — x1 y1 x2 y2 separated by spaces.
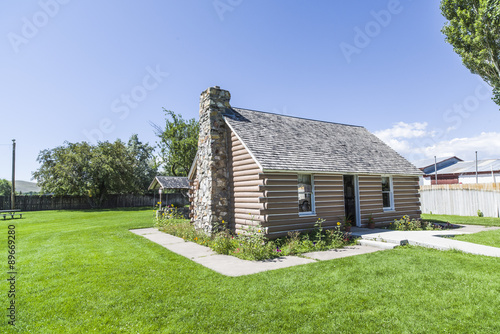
421 213 500 248
452 229 500 248
3 209 500 333
421 213 500 227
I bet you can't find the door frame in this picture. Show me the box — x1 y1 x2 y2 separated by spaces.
343 174 361 227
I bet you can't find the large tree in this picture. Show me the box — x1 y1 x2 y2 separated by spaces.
127 134 157 191
441 0 500 106
152 109 199 176
0 179 11 197
32 135 156 207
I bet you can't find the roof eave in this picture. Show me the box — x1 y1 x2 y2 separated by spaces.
224 117 264 171
148 177 160 191
261 168 423 177
188 151 199 180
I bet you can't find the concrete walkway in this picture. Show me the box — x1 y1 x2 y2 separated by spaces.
130 228 384 276
131 225 500 277
350 225 500 257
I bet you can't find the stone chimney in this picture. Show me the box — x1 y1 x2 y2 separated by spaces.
192 86 232 233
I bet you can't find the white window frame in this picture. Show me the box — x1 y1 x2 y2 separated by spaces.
381 175 394 211
298 174 316 216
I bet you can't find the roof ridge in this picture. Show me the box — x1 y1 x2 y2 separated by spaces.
232 107 364 128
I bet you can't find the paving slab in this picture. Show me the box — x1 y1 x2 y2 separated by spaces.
357 239 397 250
193 254 316 277
303 245 384 261
130 228 185 246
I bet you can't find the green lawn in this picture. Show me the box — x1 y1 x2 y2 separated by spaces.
421 213 500 227
3 209 500 333
452 229 500 248
421 213 500 248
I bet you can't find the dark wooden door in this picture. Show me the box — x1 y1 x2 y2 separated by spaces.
343 175 356 224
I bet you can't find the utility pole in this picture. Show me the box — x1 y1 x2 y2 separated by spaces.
475 151 478 184
434 156 438 185
11 139 16 210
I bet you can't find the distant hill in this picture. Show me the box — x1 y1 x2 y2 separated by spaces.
15 180 41 194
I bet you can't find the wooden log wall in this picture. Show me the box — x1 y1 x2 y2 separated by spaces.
358 175 421 225
259 173 346 238
229 132 265 233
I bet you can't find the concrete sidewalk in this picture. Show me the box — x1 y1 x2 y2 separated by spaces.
350 225 500 257
130 228 384 276
131 225 500 277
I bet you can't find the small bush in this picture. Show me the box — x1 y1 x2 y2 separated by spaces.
211 229 238 255
388 215 435 231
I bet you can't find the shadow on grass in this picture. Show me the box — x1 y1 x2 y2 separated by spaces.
28 207 154 213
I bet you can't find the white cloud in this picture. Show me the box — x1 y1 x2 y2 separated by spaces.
374 121 431 142
418 132 500 161
375 122 500 162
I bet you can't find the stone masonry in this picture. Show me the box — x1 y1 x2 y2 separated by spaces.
192 86 232 234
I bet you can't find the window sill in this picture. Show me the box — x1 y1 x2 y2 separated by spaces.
383 208 395 212
299 212 316 217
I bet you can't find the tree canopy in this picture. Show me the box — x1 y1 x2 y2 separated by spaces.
441 0 500 106
0 179 11 197
152 109 199 176
32 135 156 207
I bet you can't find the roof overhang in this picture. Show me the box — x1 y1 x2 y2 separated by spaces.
188 151 198 180
261 169 423 177
148 178 161 190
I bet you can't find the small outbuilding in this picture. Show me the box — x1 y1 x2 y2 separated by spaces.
189 86 423 237
148 176 190 209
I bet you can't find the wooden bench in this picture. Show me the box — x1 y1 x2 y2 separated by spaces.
0 210 22 220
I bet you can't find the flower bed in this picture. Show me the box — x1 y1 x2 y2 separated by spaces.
388 215 457 231
155 215 354 260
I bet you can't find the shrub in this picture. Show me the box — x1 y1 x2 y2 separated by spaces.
211 229 238 255
388 215 435 231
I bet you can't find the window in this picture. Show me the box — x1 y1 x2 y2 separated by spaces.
298 174 315 214
381 176 394 210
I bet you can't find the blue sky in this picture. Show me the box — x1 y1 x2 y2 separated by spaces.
1 0 499 181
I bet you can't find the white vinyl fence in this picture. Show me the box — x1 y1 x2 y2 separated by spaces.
420 184 500 218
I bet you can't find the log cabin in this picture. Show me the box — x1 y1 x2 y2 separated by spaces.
189 86 423 238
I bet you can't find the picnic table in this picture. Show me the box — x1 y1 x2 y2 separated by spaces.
0 209 23 220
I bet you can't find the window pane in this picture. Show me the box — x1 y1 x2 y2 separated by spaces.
298 175 313 213
382 177 390 191
382 192 391 208
299 192 312 212
298 174 311 185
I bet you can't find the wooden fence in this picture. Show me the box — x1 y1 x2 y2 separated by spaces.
419 183 500 218
0 193 188 211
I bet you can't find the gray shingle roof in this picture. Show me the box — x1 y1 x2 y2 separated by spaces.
148 176 190 190
224 108 422 175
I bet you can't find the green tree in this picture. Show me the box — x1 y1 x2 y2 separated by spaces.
32 135 156 207
0 179 11 197
152 109 199 176
127 134 157 191
441 0 500 106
